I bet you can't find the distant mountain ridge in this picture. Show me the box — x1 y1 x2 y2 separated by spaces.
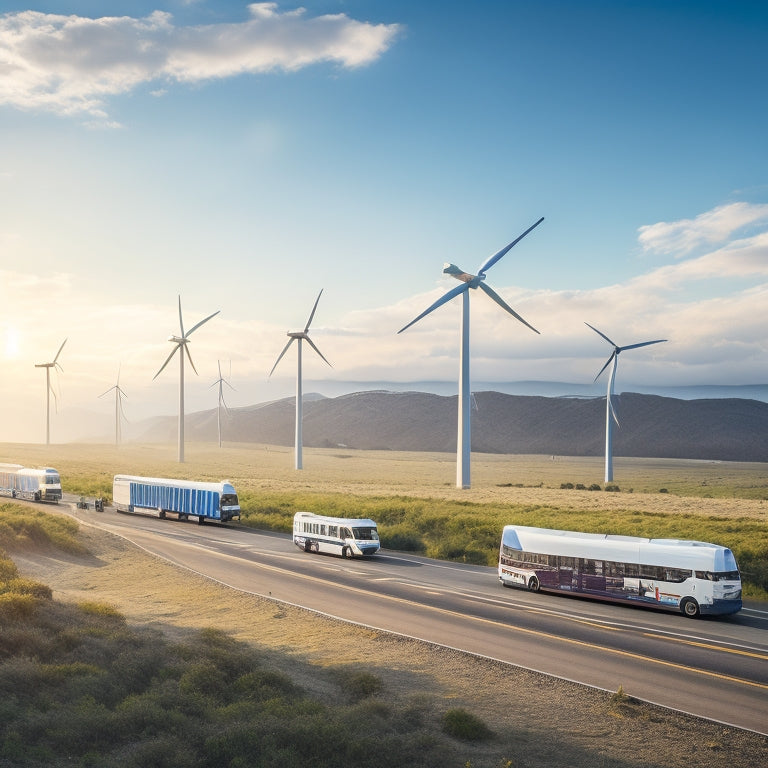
127 390 768 463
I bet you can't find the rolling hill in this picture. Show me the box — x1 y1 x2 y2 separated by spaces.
126 390 768 463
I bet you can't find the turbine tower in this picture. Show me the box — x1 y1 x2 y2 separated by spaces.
269 289 331 470
99 366 128 446
154 296 220 463
35 338 66 445
210 360 235 448
586 323 667 483
398 218 544 489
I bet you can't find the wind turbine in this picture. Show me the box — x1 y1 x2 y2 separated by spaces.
35 338 66 445
398 218 544 489
154 297 220 463
99 366 128 446
210 360 235 448
269 289 331 470
586 322 667 483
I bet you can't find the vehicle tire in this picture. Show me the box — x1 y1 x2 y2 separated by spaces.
527 576 540 593
680 598 700 618
342 546 353 559
159 509 166 519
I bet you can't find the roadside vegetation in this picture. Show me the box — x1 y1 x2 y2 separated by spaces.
0 507 486 767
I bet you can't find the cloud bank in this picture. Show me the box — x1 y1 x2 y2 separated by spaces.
0 3 401 117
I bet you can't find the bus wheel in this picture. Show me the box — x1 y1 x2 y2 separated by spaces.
528 576 540 593
158 509 166 519
342 546 352 559
680 598 700 618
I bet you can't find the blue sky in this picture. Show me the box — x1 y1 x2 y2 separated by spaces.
0 1 766 442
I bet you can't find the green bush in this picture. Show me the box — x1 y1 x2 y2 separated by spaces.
442 708 493 741
338 671 383 702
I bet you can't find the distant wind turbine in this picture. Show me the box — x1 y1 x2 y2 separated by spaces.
99 366 128 446
398 218 544 489
586 322 667 483
269 289 332 470
210 360 235 448
35 338 66 445
154 296 220 463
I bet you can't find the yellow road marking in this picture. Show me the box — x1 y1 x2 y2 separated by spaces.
645 633 768 661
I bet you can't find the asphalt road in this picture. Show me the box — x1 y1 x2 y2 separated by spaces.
64 501 768 735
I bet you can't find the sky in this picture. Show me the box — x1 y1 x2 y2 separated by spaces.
0 0 766 443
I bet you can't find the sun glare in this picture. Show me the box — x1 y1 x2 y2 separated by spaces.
4 326 19 359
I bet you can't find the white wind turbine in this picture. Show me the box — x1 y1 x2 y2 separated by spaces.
398 218 544 489
99 366 128 446
210 360 235 448
154 297 220 463
35 338 66 445
269 289 331 470
586 322 667 483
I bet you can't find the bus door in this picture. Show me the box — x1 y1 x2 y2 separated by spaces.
558 556 577 590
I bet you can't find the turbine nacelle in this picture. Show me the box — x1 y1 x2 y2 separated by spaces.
442 263 480 285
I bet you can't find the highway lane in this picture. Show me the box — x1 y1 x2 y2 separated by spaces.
66 504 768 734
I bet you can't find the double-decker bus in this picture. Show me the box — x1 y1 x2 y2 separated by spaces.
293 512 380 558
113 475 240 524
0 463 62 503
498 525 742 618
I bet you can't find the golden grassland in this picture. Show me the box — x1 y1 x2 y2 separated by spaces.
2 441 767 514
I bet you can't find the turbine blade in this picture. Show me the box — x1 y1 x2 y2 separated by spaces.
153 344 180 380
619 339 667 352
477 217 544 275
609 394 620 427
304 289 323 332
53 338 67 364
186 309 220 337
269 338 295 377
178 296 185 337
185 346 199 376
397 283 469 334
305 336 333 368
584 322 618 348
593 351 616 382
98 386 115 399
478 282 540 334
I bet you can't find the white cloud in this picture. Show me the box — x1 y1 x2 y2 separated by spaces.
637 202 768 256
0 5 401 117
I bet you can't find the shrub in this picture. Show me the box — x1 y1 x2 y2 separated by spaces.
338 671 383 702
560 482 574 489
442 708 493 741
0 577 52 599
588 484 602 491
604 484 621 492
0 592 38 619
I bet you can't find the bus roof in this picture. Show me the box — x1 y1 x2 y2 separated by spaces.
114 475 236 494
501 525 736 571
294 511 377 528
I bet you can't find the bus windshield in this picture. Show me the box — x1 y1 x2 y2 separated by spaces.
352 527 379 541
221 494 239 508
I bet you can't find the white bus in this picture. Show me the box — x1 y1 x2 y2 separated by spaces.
293 512 380 558
0 463 62 503
113 475 240 524
498 525 742 618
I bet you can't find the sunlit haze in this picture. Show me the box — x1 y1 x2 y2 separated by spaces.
1 1 766 443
